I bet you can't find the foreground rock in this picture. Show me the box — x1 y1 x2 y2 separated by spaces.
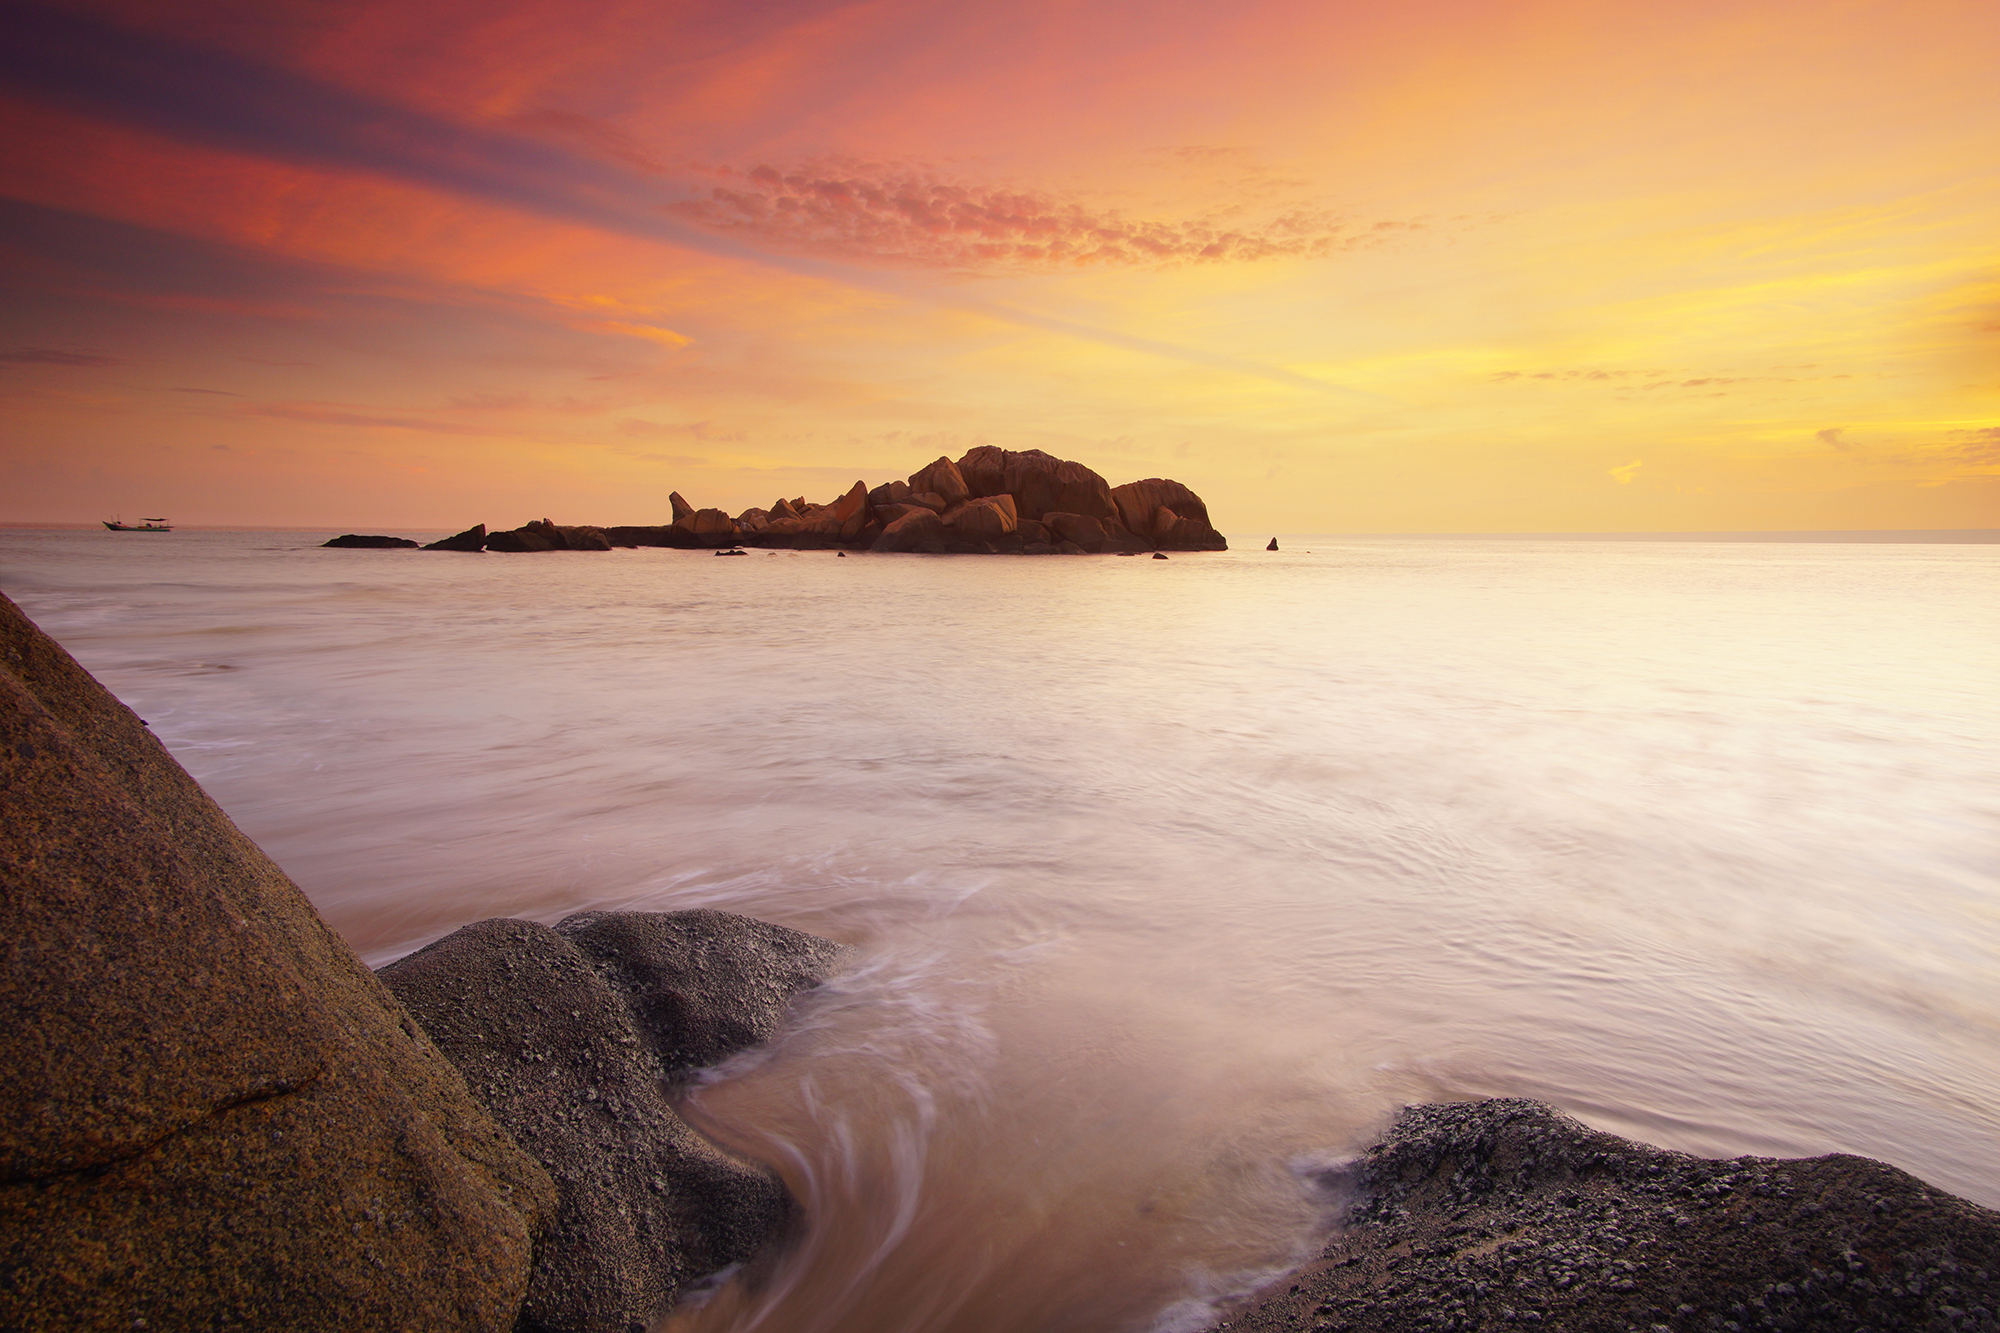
1209 1099 2000 1333
323 532 419 548
0 591 555 1331
379 911 845 1333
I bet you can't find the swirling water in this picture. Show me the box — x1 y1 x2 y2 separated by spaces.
3 530 1996 1332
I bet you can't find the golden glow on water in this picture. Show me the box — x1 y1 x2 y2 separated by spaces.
4 530 1996 1332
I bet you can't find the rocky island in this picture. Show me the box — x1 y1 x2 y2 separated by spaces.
5 590 1998 1332
324 446 1228 556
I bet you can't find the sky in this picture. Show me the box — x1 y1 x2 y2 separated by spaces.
1 0 1995 531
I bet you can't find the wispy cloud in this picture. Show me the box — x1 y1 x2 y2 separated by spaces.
617 418 746 442
1608 460 1643 483
669 163 1377 271
0 347 118 366
244 401 495 435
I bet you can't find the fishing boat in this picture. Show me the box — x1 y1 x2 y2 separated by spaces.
103 517 173 531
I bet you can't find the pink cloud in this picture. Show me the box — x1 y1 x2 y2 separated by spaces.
244 402 495 435
667 163 1367 270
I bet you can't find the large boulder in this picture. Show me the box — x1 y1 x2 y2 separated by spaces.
669 492 694 523
946 494 1019 540
1041 511 1108 552
957 446 1116 521
830 481 871 540
323 533 418 548
0 592 555 1332
1099 517 1154 554
1109 478 1210 538
871 508 946 553
378 912 842 1333
871 503 930 527
555 911 844 1075
908 456 971 507
423 523 488 552
867 480 912 509
1207 1099 2000 1333
1108 479 1226 550
675 508 738 547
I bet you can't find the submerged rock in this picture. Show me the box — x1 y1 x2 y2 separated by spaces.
379 910 844 1333
0 592 554 1332
1207 1098 2000 1333
323 532 419 548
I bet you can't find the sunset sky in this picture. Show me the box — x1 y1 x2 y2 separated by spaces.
1 0 1994 531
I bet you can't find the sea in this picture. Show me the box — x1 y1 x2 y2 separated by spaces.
3 529 1996 1333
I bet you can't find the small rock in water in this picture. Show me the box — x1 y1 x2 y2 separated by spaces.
323 533 419 549
1266 537 1279 551
1153 552 1168 559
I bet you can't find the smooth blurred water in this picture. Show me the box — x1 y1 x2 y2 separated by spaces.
4 529 1996 1333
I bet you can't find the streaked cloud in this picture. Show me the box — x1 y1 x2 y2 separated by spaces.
669 164 1369 270
244 401 497 435
0 347 118 366
617 418 746 443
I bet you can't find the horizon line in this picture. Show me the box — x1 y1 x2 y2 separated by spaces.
4 522 1996 543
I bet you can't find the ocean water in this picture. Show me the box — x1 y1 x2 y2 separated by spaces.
3 530 1996 1333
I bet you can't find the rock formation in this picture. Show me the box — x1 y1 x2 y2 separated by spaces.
323 533 419 548
378 911 845 1333
340 448 1227 558
0 591 555 1331
424 523 488 552
1205 1099 2000 1333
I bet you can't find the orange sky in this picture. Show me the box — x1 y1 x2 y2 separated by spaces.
2 0 1995 530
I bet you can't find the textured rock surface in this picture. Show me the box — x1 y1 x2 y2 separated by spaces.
958 445 1117 521
947 493 1020 539
379 911 844 1333
872 507 946 553
908 455 971 506
1042 510 1109 551
1208 1099 2000 1333
1111 478 1228 550
0 591 554 1332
